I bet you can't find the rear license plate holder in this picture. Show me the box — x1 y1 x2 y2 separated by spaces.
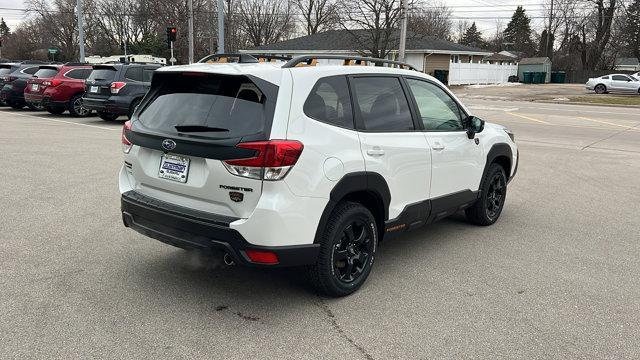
158 154 190 183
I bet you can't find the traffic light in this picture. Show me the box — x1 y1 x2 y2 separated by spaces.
166 27 177 48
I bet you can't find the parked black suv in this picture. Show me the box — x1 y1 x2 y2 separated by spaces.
0 61 47 109
83 62 161 121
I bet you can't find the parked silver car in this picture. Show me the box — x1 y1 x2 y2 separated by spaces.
586 74 640 94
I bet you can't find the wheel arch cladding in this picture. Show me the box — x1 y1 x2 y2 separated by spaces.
484 143 512 180
313 172 391 244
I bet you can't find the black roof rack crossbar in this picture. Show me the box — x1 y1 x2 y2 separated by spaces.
250 54 293 62
198 53 260 64
281 55 417 71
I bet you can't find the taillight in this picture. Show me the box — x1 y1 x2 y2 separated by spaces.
2 76 16 82
121 120 132 153
43 79 62 87
222 140 303 181
110 81 126 94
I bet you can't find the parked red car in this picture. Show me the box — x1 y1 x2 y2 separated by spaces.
24 65 61 111
26 63 93 116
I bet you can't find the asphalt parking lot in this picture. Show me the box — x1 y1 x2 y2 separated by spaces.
1 101 640 359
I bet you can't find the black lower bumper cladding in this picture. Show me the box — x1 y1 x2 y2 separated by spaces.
121 191 319 267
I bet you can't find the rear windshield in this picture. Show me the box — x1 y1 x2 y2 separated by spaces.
88 68 117 81
137 73 278 139
34 68 59 78
0 67 14 75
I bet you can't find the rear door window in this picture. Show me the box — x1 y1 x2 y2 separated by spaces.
142 68 156 82
125 67 142 82
137 73 278 139
303 76 353 128
612 75 628 81
33 68 59 78
350 76 414 131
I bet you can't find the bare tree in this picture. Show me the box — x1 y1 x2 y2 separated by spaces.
238 0 295 47
408 3 452 40
339 0 402 58
294 0 339 35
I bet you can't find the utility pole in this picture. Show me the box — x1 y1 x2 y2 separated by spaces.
208 0 214 54
217 0 225 53
545 0 553 58
188 0 194 63
77 0 85 62
398 0 408 62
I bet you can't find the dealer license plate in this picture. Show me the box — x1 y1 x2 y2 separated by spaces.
90 86 98 93
158 154 190 183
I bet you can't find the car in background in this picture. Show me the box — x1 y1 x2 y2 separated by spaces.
24 65 61 111
0 61 46 109
632 72 639 80
0 63 19 106
83 62 161 121
586 74 640 94
27 63 93 116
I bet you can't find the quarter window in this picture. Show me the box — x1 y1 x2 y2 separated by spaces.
351 77 414 131
65 69 90 79
142 68 156 82
303 75 353 129
405 78 465 131
125 67 142 82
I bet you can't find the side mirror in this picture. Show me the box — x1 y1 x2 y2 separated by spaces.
464 116 485 139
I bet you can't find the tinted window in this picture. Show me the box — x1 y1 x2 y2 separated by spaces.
612 75 629 81
23 67 39 75
142 68 155 82
138 73 277 139
303 76 353 128
351 77 414 131
601 76 609 80
88 68 117 81
33 68 59 78
406 78 464 131
65 68 90 79
125 67 142 81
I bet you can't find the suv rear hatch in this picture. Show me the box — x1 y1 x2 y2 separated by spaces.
26 66 60 95
124 71 284 218
85 65 118 99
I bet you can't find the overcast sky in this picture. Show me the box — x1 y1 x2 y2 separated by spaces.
1 0 548 35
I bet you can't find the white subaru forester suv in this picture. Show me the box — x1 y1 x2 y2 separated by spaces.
119 54 518 297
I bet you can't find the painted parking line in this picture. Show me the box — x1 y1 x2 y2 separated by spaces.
506 112 552 125
0 110 119 131
577 116 640 132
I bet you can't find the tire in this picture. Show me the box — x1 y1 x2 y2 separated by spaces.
9 101 24 110
45 106 65 115
128 98 141 120
98 111 119 121
594 84 607 94
466 163 508 226
67 94 91 117
26 102 44 111
307 202 378 297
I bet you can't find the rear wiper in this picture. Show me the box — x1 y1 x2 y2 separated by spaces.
174 125 229 132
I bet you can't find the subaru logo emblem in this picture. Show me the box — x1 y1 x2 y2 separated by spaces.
162 139 176 151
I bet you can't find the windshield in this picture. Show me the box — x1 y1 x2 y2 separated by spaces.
88 68 117 81
34 68 59 78
137 73 278 139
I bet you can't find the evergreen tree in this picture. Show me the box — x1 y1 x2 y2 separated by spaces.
622 0 640 58
538 29 554 58
460 22 485 48
0 18 10 38
503 6 536 56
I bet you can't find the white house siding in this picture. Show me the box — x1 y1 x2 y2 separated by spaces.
404 53 425 72
449 62 518 85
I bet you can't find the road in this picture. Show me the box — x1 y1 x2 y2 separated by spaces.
1 101 640 359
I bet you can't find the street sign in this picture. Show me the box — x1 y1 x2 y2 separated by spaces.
48 48 59 54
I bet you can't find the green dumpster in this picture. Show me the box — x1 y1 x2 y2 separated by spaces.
551 71 566 83
522 72 533 84
539 72 547 83
530 72 540 84
433 70 449 85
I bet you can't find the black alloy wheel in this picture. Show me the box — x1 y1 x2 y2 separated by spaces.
485 173 506 220
332 220 374 284
465 163 507 226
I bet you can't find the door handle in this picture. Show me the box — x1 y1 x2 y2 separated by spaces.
432 143 445 151
367 148 385 156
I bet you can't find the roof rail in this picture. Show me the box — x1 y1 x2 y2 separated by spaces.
281 55 417 71
198 53 260 64
64 62 90 66
251 54 293 63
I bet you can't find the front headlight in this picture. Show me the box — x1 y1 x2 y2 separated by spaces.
503 128 515 142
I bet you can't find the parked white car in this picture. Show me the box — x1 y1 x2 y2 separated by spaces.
586 74 640 94
119 54 518 296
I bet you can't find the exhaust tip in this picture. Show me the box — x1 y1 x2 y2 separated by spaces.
223 252 235 266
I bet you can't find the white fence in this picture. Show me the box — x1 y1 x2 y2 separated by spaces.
448 63 518 85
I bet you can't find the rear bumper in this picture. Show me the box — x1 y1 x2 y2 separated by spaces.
121 190 319 267
41 96 68 108
83 95 130 115
24 93 44 104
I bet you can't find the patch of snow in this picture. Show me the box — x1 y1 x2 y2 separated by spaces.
466 83 523 89
553 97 570 101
